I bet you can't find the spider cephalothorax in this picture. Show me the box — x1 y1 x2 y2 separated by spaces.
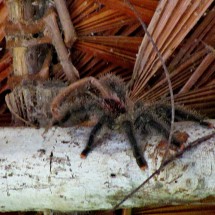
50 74 211 170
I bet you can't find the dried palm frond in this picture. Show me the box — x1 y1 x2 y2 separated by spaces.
68 0 158 80
127 1 215 117
0 1 11 91
1 0 215 121
0 51 12 87
0 0 12 119
1 0 158 125
129 0 214 100
0 1 13 124
0 0 7 41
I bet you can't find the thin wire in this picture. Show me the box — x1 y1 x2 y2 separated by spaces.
113 0 176 208
113 130 215 209
126 0 175 170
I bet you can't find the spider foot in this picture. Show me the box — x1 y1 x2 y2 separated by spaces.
140 164 148 171
165 131 190 149
203 122 214 129
80 153 87 159
80 147 91 159
173 131 189 146
157 131 189 151
135 156 148 171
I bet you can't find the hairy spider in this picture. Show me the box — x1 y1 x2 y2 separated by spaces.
50 74 211 170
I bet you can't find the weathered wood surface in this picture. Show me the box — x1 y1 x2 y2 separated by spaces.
0 121 215 212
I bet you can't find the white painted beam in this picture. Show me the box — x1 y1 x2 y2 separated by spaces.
0 121 215 212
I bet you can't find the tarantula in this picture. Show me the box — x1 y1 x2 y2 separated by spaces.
50 74 210 170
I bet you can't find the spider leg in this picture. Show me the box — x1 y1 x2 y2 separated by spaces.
135 112 182 147
175 107 211 127
80 115 109 158
122 120 148 170
155 103 210 127
52 108 89 126
51 77 110 121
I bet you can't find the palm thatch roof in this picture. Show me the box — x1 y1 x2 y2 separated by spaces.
1 0 215 126
0 2 215 214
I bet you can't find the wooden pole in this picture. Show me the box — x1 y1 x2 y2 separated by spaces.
0 121 214 212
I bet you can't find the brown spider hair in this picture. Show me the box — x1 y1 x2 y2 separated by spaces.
49 73 211 170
